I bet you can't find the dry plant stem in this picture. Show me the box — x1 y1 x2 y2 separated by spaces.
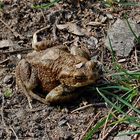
66 122 71 129
0 95 11 138
26 105 48 113
134 47 138 67
0 18 22 38
0 58 9 64
71 104 93 113
100 46 104 64
101 108 113 138
32 25 50 47
9 126 19 140
42 125 50 140
100 124 117 140
40 9 47 23
0 48 33 55
71 103 105 113
52 16 61 41
79 111 101 140
126 96 140 115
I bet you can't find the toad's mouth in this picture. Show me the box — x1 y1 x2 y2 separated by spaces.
64 79 96 87
74 80 96 87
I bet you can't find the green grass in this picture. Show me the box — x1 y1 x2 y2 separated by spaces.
4 88 13 98
0 1 4 9
84 72 140 140
32 0 62 9
101 0 140 7
83 18 140 139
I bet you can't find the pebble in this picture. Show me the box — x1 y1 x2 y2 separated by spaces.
3 75 13 84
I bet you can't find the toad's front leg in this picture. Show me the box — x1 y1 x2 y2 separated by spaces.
45 85 79 104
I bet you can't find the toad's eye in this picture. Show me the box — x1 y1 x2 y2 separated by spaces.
75 76 86 81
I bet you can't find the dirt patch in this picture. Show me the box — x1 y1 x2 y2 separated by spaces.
0 0 139 139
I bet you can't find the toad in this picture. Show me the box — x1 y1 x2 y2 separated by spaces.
16 28 100 108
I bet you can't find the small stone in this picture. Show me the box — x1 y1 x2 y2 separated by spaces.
3 75 13 84
118 58 126 63
105 18 140 57
86 36 98 47
17 54 22 60
58 119 67 126
101 16 107 23
0 40 14 49
114 135 131 140
106 13 113 19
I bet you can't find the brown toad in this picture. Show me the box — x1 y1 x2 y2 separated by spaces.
16 29 100 107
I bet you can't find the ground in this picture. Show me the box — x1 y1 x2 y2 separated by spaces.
0 0 139 140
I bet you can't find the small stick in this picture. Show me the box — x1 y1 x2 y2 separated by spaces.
100 124 117 140
0 95 11 138
26 105 48 113
134 47 138 67
66 122 71 129
40 10 47 24
0 48 33 55
71 104 93 113
0 58 9 64
71 103 105 113
126 96 140 115
79 111 101 140
9 126 19 140
101 108 113 138
0 18 22 38
32 25 50 48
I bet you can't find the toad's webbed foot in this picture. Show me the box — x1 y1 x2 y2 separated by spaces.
45 85 79 104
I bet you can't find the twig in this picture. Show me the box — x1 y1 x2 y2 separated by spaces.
101 108 113 139
0 58 9 64
42 124 50 140
71 103 105 113
0 95 11 138
26 105 48 113
32 25 50 48
126 96 140 115
40 10 47 24
52 16 61 41
0 18 23 38
0 48 32 55
79 111 101 140
9 126 19 140
66 122 71 129
100 124 117 140
134 47 138 67
71 104 93 113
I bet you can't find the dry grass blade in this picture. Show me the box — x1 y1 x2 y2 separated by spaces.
0 18 23 38
79 111 101 140
0 95 11 138
71 104 93 113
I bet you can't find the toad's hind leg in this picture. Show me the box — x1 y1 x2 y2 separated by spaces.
16 60 34 108
45 85 79 104
16 59 48 108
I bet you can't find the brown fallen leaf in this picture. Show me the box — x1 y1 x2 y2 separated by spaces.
0 40 14 49
87 21 104 26
56 22 85 36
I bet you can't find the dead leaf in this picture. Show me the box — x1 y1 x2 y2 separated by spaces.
0 40 14 49
56 24 68 30
87 22 104 26
56 22 85 36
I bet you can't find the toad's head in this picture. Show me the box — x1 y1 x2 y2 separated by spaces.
58 60 101 87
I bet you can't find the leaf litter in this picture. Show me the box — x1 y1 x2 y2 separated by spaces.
0 0 139 139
